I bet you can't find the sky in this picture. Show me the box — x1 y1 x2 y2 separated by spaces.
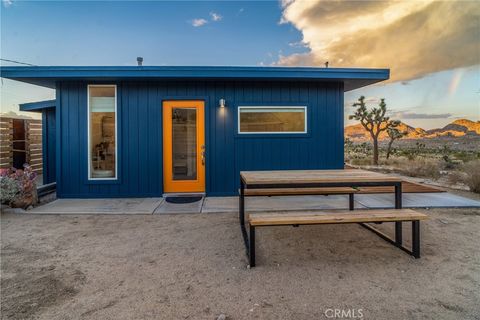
1 0 479 129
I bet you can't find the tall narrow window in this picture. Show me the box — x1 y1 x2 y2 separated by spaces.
88 85 117 180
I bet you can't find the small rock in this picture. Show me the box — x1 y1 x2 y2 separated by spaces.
262 301 273 308
216 314 226 320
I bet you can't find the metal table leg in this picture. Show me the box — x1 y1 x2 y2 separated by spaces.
394 182 403 246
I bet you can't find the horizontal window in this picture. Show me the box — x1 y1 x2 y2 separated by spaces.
238 106 307 134
88 85 117 180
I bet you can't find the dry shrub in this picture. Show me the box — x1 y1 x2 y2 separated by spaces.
447 170 466 185
349 158 373 166
462 160 480 193
379 156 404 167
400 158 441 180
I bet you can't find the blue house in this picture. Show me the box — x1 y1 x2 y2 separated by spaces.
1 66 389 198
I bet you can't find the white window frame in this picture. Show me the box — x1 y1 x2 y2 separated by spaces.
237 106 308 134
87 84 118 181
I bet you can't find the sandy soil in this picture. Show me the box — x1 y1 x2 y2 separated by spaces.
1 208 479 320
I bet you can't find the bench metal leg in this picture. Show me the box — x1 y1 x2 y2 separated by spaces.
349 193 354 211
360 221 421 258
395 222 403 246
412 220 420 258
239 180 251 258
249 225 256 267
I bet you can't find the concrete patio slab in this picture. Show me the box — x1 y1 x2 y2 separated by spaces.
25 192 479 215
202 195 366 213
355 192 480 209
154 198 204 214
29 198 164 214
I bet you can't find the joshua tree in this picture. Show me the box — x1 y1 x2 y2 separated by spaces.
349 96 400 165
386 128 407 159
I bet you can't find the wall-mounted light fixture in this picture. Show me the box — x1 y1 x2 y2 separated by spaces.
219 98 226 108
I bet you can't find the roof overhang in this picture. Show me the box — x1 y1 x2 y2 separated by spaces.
1 66 389 91
19 99 56 112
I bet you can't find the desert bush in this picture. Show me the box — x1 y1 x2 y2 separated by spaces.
453 151 480 163
400 142 427 160
462 160 480 193
447 170 466 185
0 165 38 208
379 156 404 167
0 174 21 203
349 157 373 166
400 158 441 180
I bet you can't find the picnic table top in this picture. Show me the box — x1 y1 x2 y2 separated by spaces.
240 169 402 185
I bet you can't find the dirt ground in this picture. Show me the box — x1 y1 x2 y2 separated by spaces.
1 207 479 320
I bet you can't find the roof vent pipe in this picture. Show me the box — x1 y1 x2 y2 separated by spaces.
137 57 143 66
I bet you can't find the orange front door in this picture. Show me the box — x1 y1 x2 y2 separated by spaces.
163 100 205 193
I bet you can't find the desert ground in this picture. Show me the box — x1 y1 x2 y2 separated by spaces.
1 205 480 320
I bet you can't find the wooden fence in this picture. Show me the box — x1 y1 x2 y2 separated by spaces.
0 117 43 174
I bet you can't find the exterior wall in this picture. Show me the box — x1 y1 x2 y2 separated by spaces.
42 108 56 184
56 80 344 198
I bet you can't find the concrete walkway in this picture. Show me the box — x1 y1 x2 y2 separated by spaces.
30 198 164 215
25 192 480 215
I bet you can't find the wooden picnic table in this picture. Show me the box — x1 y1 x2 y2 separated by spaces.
238 169 408 266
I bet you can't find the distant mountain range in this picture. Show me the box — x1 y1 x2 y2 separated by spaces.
345 119 480 141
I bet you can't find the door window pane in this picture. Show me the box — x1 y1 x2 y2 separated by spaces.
172 108 197 180
88 85 117 179
239 107 307 133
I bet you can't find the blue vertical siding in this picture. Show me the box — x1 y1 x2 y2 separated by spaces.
56 80 344 198
41 108 56 184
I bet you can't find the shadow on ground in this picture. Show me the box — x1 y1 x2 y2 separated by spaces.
1 208 479 319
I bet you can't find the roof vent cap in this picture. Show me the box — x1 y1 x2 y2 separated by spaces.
137 57 143 66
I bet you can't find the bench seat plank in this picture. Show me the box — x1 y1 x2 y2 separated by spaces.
241 169 402 185
242 187 358 196
249 209 428 226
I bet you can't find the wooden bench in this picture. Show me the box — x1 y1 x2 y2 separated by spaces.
246 209 428 267
240 187 358 210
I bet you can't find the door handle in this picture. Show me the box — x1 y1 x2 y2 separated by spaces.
201 145 205 166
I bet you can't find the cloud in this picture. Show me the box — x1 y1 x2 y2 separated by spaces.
2 0 12 7
288 41 307 48
345 96 381 107
390 111 453 119
190 18 208 27
278 0 480 82
210 12 222 21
